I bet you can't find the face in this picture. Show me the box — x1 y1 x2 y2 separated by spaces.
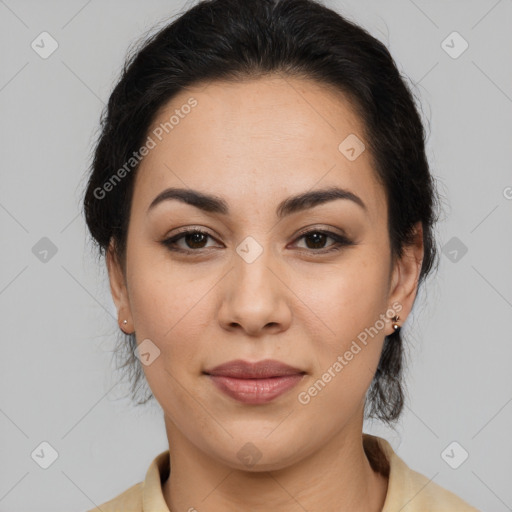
108 75 423 471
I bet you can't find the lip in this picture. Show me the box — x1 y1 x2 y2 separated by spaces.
204 359 304 378
203 359 306 404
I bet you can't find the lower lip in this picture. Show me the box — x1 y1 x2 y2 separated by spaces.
207 374 305 404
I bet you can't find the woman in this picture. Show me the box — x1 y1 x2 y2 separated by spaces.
83 0 480 510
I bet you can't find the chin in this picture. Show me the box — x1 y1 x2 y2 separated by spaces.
210 435 312 472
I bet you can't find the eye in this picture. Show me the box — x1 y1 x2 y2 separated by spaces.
161 227 355 255
292 229 354 254
161 228 219 253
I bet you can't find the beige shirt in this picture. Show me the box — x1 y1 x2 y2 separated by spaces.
87 434 480 511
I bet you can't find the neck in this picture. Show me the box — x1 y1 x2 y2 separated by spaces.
162 415 388 512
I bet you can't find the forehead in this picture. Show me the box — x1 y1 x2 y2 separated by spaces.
132 75 386 223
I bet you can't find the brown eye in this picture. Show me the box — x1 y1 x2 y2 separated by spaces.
303 231 328 249
161 229 219 253
293 229 354 254
183 231 209 249
161 228 354 256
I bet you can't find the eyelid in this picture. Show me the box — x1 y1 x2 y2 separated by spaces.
167 225 218 238
292 224 350 240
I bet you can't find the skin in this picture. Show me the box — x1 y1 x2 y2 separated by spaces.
107 75 424 512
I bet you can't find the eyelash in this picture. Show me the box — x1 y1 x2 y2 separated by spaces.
161 227 354 255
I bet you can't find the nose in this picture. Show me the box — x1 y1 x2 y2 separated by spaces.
217 245 292 336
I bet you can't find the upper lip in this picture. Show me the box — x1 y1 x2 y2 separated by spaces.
203 359 305 379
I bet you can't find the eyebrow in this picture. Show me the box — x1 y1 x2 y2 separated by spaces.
147 186 367 218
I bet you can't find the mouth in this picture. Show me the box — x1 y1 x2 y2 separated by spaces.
203 359 306 404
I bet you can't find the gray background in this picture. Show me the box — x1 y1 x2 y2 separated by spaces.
1 0 511 510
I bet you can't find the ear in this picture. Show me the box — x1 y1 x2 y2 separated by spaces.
106 240 133 332
387 221 424 333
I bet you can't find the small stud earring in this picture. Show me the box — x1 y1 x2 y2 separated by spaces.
123 320 127 325
391 315 400 332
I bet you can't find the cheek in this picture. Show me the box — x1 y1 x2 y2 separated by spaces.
125 250 228 414
127 264 213 416
295 254 390 397
126 235 210 334
300 252 390 341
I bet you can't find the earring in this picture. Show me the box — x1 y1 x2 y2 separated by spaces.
392 315 401 332
120 319 130 334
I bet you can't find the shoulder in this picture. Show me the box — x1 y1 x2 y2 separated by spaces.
364 434 481 511
83 449 170 512
392 462 480 511
85 481 143 512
